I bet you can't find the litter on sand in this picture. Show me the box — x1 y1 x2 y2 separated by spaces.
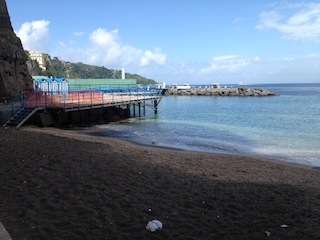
146 220 163 232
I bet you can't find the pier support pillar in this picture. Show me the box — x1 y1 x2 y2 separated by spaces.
154 100 158 114
133 103 136 117
126 104 130 117
138 102 141 117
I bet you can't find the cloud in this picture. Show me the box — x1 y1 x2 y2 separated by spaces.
53 27 166 69
16 20 167 71
283 57 295 61
200 55 261 75
214 55 240 61
15 16 318 85
140 48 166 66
87 28 124 64
90 28 119 47
308 53 320 58
16 20 50 52
73 32 84 37
257 3 320 42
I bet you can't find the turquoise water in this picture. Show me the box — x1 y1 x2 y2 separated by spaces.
97 83 320 167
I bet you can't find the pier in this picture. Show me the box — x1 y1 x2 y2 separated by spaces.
0 88 162 128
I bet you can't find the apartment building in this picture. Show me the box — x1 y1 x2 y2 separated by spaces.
28 51 50 70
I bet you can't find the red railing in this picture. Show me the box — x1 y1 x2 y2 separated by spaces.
22 89 161 110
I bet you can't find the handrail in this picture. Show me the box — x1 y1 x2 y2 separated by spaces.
0 87 162 127
0 93 24 125
0 88 162 124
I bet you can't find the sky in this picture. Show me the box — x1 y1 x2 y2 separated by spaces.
6 0 320 84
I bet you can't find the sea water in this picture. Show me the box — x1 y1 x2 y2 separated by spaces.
96 83 320 167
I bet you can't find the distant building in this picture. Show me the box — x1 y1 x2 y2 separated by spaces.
122 68 125 79
67 78 137 91
28 51 50 70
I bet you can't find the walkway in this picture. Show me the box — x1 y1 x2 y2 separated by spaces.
1 89 162 127
23 90 161 111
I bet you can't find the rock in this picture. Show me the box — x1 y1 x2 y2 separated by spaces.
0 0 33 101
162 87 278 97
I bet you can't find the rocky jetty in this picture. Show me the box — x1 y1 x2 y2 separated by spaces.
163 87 278 97
0 0 32 101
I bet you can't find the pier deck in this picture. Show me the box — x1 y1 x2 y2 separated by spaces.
23 91 162 112
1 90 162 128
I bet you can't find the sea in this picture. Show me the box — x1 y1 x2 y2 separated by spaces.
93 83 320 167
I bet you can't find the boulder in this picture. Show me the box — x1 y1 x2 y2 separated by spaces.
163 87 278 97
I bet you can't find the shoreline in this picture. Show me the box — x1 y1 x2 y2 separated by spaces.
1 126 320 239
78 125 318 170
18 126 320 178
19 126 320 176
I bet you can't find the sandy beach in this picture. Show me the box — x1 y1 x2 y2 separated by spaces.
0 126 320 239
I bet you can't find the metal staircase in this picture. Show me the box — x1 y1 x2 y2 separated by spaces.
3 107 42 129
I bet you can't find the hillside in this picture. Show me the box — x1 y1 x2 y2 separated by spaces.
28 55 157 85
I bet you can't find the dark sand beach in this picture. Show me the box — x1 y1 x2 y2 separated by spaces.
1 126 320 239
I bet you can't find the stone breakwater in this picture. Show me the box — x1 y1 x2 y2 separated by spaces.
163 87 279 97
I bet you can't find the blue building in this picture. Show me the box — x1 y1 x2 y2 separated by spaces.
33 76 68 93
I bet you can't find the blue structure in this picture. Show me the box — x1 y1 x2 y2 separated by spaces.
33 77 68 94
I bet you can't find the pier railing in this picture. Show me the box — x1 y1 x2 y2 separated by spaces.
1 88 161 124
0 94 24 125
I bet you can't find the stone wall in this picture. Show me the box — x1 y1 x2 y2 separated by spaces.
0 0 33 101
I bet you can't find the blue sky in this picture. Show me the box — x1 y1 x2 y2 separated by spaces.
6 0 320 84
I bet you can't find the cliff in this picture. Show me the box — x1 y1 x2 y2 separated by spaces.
0 0 32 101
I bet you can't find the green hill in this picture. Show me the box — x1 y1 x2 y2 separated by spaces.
28 55 157 85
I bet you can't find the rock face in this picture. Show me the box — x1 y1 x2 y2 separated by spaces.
163 87 279 97
0 0 32 101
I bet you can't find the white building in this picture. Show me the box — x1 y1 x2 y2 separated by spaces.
28 51 50 70
121 68 125 79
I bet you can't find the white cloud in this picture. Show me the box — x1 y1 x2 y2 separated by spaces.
16 20 50 52
87 28 123 64
200 55 261 75
283 57 295 61
73 32 84 37
308 53 320 58
90 28 119 47
16 21 167 70
140 48 166 66
53 27 166 69
257 3 320 42
15 17 318 85
214 55 240 61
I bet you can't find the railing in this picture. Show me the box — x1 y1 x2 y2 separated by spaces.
0 88 162 124
58 88 161 110
0 93 23 125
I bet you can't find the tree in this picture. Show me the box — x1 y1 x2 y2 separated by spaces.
30 60 43 76
31 55 158 84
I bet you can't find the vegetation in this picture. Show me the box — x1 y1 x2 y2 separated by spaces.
29 55 157 85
